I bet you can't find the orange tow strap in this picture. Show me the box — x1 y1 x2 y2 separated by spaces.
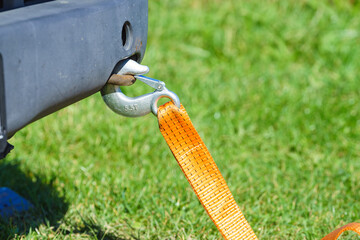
157 102 360 240
322 223 360 240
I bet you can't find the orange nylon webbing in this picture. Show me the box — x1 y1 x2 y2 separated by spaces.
322 223 360 240
157 102 359 240
158 102 258 240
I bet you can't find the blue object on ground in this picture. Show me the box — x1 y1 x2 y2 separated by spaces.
0 187 33 218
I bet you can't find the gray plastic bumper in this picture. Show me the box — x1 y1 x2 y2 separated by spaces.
0 0 148 157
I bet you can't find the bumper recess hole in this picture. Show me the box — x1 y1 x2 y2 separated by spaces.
122 21 132 50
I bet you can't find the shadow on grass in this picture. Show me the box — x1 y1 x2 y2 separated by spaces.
63 216 139 240
0 161 68 239
0 162 139 239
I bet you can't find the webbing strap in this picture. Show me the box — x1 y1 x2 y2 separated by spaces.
157 102 360 240
322 223 360 240
158 103 257 239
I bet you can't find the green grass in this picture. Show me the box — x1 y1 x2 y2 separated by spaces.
2 0 360 239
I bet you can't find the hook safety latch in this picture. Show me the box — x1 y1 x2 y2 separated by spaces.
101 75 180 117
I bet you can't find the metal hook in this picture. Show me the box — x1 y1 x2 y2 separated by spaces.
101 74 180 117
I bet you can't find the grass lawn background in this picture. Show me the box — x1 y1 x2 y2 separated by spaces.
1 0 360 239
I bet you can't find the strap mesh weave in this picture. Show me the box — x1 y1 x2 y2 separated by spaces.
322 223 360 240
158 102 258 240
